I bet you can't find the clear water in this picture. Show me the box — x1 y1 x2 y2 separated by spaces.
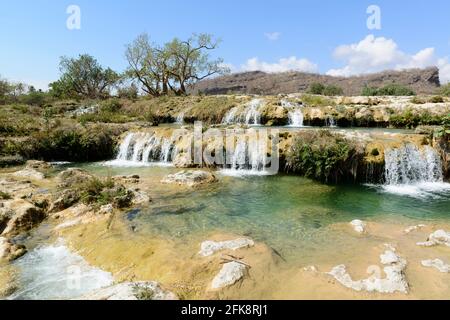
70 163 450 262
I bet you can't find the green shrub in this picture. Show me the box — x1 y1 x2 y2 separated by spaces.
322 85 344 96
77 177 133 208
441 84 450 97
132 284 155 300
286 131 359 183
301 94 335 107
0 191 11 200
410 96 426 104
430 96 444 103
362 84 415 96
100 98 123 113
308 83 325 95
389 109 444 128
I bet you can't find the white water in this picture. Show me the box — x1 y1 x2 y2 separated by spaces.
220 135 274 177
175 112 184 125
381 144 450 198
282 100 304 127
9 241 113 300
105 132 177 167
222 99 264 125
326 115 337 127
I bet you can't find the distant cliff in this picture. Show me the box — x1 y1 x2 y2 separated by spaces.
191 67 441 96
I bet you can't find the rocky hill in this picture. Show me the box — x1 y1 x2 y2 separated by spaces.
191 67 441 96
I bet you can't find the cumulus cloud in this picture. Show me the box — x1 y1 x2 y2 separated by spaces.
326 34 450 83
241 56 318 73
264 32 281 41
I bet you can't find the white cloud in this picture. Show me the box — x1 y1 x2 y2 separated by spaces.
264 32 281 41
326 34 450 83
241 56 318 73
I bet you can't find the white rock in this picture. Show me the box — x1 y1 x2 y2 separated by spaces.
162 170 217 187
303 265 318 272
404 224 426 234
350 220 366 234
417 230 450 247
77 281 178 300
97 204 113 215
211 262 247 289
12 168 45 180
328 246 408 294
199 238 255 257
421 259 450 273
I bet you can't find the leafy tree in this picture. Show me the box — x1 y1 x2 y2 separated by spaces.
362 84 415 96
441 84 450 96
0 77 12 104
308 82 325 95
165 33 228 95
52 54 119 99
322 85 343 96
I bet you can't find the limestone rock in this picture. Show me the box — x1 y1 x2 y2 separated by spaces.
12 168 45 180
199 238 255 257
49 189 80 213
162 170 217 187
328 246 408 294
404 224 426 234
77 281 178 300
211 262 247 289
0 237 26 261
130 189 151 206
56 168 93 188
421 259 450 273
25 160 51 170
0 199 46 236
350 220 366 234
417 230 450 247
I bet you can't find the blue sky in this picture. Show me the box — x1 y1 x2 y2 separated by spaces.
1 0 449 89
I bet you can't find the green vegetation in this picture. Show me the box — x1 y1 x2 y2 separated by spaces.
286 131 360 183
308 83 343 96
441 84 450 96
0 191 12 200
301 94 335 107
76 176 133 208
389 109 446 128
132 284 155 300
362 84 415 96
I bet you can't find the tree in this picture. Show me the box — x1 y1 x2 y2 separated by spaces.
125 34 170 97
0 77 12 103
165 33 229 95
52 54 119 99
125 33 229 97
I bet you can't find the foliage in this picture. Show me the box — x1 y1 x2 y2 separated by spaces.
441 84 450 97
286 130 359 183
0 191 12 200
100 98 123 113
50 54 119 99
389 109 445 128
430 96 444 103
125 33 228 97
132 284 155 300
301 94 335 107
362 84 415 96
308 83 343 96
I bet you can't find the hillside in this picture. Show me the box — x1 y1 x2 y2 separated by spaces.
191 67 441 96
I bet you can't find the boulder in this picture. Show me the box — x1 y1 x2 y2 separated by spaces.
199 238 255 257
56 168 94 188
25 160 51 170
49 189 81 213
421 259 450 273
328 245 408 294
0 199 46 236
76 281 178 300
162 170 217 187
417 230 450 247
211 262 247 289
0 237 26 261
350 220 366 234
12 168 45 180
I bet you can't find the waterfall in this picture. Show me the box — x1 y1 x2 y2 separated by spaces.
382 144 450 197
105 132 177 167
222 99 264 125
282 100 304 127
326 116 337 127
175 112 184 125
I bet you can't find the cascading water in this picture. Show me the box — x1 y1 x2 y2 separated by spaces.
325 116 337 127
222 99 264 125
382 143 450 198
175 112 184 125
282 100 304 127
105 132 177 167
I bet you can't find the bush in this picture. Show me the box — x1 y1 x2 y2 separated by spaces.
441 84 450 97
389 110 444 128
0 191 11 200
308 83 325 95
301 94 334 107
362 84 415 96
285 130 360 183
308 83 343 96
100 98 123 113
430 96 444 103
77 177 133 208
